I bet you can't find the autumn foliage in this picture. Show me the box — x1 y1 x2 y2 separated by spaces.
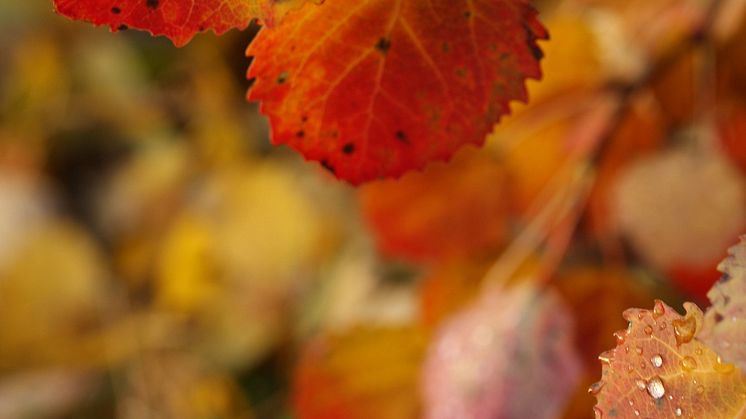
2 0 746 418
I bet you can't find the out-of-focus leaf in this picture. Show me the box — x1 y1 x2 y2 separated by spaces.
294 326 426 419
154 162 326 367
592 300 746 419
718 101 746 176
555 267 653 365
359 147 509 263
118 354 255 419
246 0 547 183
613 143 746 299
422 284 582 419
651 50 698 128
586 96 665 238
700 236 746 371
0 221 110 368
555 267 653 419
519 13 602 105
418 259 489 330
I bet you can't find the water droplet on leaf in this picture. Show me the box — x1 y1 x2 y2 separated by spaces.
672 314 696 345
653 300 665 318
646 376 665 399
680 356 697 371
651 354 663 368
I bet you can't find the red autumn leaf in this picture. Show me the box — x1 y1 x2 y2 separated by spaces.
53 0 308 47
246 0 547 184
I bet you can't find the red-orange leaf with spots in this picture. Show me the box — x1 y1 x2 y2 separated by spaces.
592 300 746 419
246 0 547 184
54 0 308 47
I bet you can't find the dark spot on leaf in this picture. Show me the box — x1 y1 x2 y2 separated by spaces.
296 130 305 138
111 6 121 14
342 143 355 155
198 24 205 31
441 42 450 53
375 37 391 54
456 68 467 78
529 43 544 60
277 71 289 84
320 160 335 174
715 312 724 323
331 131 339 138
395 130 408 144
117 24 128 30
146 0 158 9
720 271 731 283
301 115 308 122
464 10 472 18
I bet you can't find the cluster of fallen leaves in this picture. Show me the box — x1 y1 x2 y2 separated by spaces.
1 0 746 418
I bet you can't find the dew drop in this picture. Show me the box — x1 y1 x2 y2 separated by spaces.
589 381 604 395
593 407 603 419
714 356 736 374
695 348 703 355
646 376 666 399
599 353 613 365
653 300 665 318
680 356 697 371
634 409 640 416
635 379 647 390
675 407 683 417
635 346 643 355
672 314 697 345
651 354 663 368
627 398 634 406
640 361 646 369
659 322 667 330
644 325 654 335
614 331 626 344
695 385 705 394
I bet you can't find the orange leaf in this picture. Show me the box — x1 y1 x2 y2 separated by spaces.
359 147 509 262
246 0 547 184
592 301 746 419
293 326 426 419
53 0 308 47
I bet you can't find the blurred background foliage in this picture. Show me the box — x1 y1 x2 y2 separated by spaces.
1 0 746 418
